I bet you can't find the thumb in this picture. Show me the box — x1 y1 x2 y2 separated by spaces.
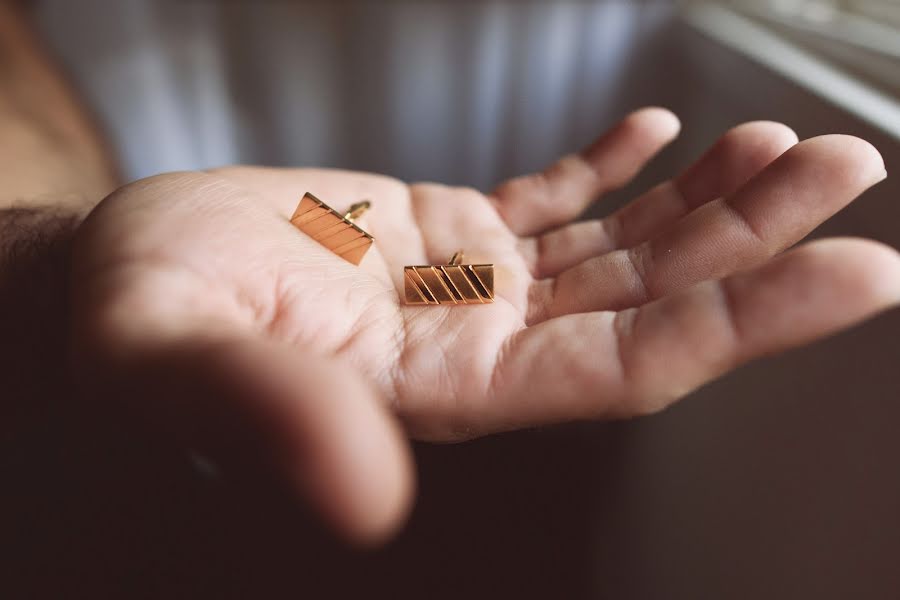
79 336 415 546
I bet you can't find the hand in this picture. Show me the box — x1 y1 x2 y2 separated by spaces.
71 108 900 543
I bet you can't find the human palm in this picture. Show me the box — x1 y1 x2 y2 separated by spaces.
71 109 900 542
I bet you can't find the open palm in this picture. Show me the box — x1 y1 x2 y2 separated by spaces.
71 108 900 542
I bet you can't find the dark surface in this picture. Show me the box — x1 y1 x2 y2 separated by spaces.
3 13 900 600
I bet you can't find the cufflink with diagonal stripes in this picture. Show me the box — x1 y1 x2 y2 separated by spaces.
290 192 374 265
404 252 494 306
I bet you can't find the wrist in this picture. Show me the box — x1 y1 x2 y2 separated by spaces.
0 205 84 442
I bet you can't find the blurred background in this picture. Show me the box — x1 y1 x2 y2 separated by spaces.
9 0 900 598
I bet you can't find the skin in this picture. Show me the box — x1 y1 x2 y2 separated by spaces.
1 0 898 551
0 1 116 455
0 1 117 206
67 109 900 544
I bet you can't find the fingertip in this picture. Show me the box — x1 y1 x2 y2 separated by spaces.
335 408 417 548
288 355 416 547
580 106 680 186
792 134 887 186
343 449 416 548
799 238 900 309
625 106 682 143
724 121 799 156
676 120 799 203
213 343 416 548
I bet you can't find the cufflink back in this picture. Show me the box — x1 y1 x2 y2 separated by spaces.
290 193 374 265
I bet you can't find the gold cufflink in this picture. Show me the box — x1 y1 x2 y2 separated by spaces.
290 192 374 265
404 251 494 305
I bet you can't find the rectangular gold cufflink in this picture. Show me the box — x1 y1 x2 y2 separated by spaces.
290 193 374 265
404 253 494 305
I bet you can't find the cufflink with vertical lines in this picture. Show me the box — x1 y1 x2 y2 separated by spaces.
404 251 494 306
290 193 374 265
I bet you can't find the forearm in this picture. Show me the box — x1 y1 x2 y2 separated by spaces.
0 0 118 208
